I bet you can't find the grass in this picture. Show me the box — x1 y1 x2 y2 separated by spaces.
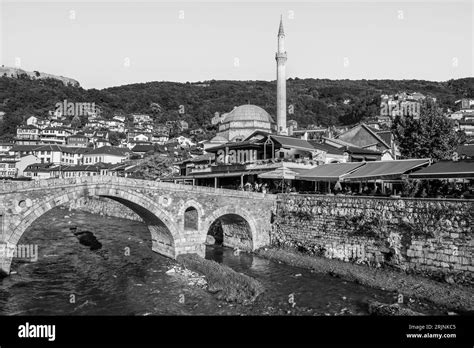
176 253 265 304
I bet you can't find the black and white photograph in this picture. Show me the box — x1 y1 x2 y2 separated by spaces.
0 0 472 346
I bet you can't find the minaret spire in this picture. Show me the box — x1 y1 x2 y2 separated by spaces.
275 15 287 135
278 15 285 36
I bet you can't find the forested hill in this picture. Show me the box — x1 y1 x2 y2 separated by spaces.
1 75 473 139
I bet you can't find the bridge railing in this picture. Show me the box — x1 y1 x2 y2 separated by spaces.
0 177 276 200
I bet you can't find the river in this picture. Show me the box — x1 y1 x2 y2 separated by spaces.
0 208 445 316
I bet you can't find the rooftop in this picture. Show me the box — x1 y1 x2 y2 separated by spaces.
84 146 132 156
222 105 275 124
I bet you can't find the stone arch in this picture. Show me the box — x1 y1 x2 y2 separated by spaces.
201 206 258 251
177 200 205 231
2 185 182 275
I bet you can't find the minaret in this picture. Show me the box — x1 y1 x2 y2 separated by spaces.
275 15 287 135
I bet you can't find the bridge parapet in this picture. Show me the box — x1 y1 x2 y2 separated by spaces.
0 177 276 201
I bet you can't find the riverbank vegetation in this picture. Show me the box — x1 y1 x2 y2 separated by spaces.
176 253 265 304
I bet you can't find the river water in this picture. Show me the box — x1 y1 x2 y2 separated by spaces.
0 209 445 316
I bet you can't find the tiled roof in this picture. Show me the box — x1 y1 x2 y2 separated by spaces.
60 163 112 172
344 159 430 181
132 144 155 153
24 163 55 172
84 146 131 156
308 141 345 155
409 160 474 178
270 135 315 152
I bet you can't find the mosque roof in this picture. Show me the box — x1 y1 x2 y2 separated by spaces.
222 105 275 124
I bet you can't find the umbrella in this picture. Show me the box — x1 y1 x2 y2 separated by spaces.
258 167 299 193
258 167 299 180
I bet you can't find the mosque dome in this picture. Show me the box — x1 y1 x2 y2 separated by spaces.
222 105 275 124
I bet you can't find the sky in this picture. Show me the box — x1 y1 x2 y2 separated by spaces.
1 0 473 89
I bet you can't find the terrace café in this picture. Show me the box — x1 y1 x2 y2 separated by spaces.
171 132 318 192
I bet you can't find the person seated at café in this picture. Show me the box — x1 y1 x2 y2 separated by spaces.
362 185 370 195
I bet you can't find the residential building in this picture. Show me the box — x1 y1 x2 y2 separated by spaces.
151 133 169 145
0 143 13 154
0 155 18 178
9 144 63 164
50 163 111 178
334 123 398 159
26 115 38 126
23 163 55 180
82 146 132 164
16 154 40 177
16 125 40 144
132 144 155 156
178 120 189 131
132 114 152 124
61 147 87 165
40 127 73 145
66 134 89 147
113 115 126 123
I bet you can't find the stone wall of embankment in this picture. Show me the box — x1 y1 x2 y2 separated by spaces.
272 194 473 285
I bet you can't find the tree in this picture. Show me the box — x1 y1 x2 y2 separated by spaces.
108 131 125 146
71 115 81 129
391 102 465 160
132 154 176 180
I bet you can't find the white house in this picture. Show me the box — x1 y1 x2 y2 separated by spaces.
82 146 131 165
16 154 40 177
26 116 38 126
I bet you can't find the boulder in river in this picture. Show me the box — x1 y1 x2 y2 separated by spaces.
368 301 424 316
205 235 215 245
71 228 102 250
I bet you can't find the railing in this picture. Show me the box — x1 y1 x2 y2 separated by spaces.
0 176 276 200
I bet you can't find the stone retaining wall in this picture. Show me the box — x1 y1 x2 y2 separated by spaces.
273 194 473 285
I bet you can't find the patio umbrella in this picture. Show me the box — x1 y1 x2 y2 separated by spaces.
258 167 299 193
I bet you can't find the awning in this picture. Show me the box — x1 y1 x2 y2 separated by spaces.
296 162 365 181
258 167 306 180
343 159 430 181
409 160 474 179
187 170 265 178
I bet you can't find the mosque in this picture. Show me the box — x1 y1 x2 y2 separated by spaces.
207 17 288 146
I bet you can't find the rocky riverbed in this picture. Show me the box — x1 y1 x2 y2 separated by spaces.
256 248 473 314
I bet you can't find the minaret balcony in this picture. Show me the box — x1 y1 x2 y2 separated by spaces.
275 53 287 62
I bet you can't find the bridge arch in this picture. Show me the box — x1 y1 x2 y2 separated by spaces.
2 185 182 275
201 206 258 251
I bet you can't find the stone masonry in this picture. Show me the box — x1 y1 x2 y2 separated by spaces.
0 176 276 275
273 194 473 284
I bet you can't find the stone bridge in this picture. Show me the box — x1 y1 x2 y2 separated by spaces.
0 177 276 275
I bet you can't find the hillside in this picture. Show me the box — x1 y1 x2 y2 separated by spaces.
0 66 80 87
0 74 472 140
